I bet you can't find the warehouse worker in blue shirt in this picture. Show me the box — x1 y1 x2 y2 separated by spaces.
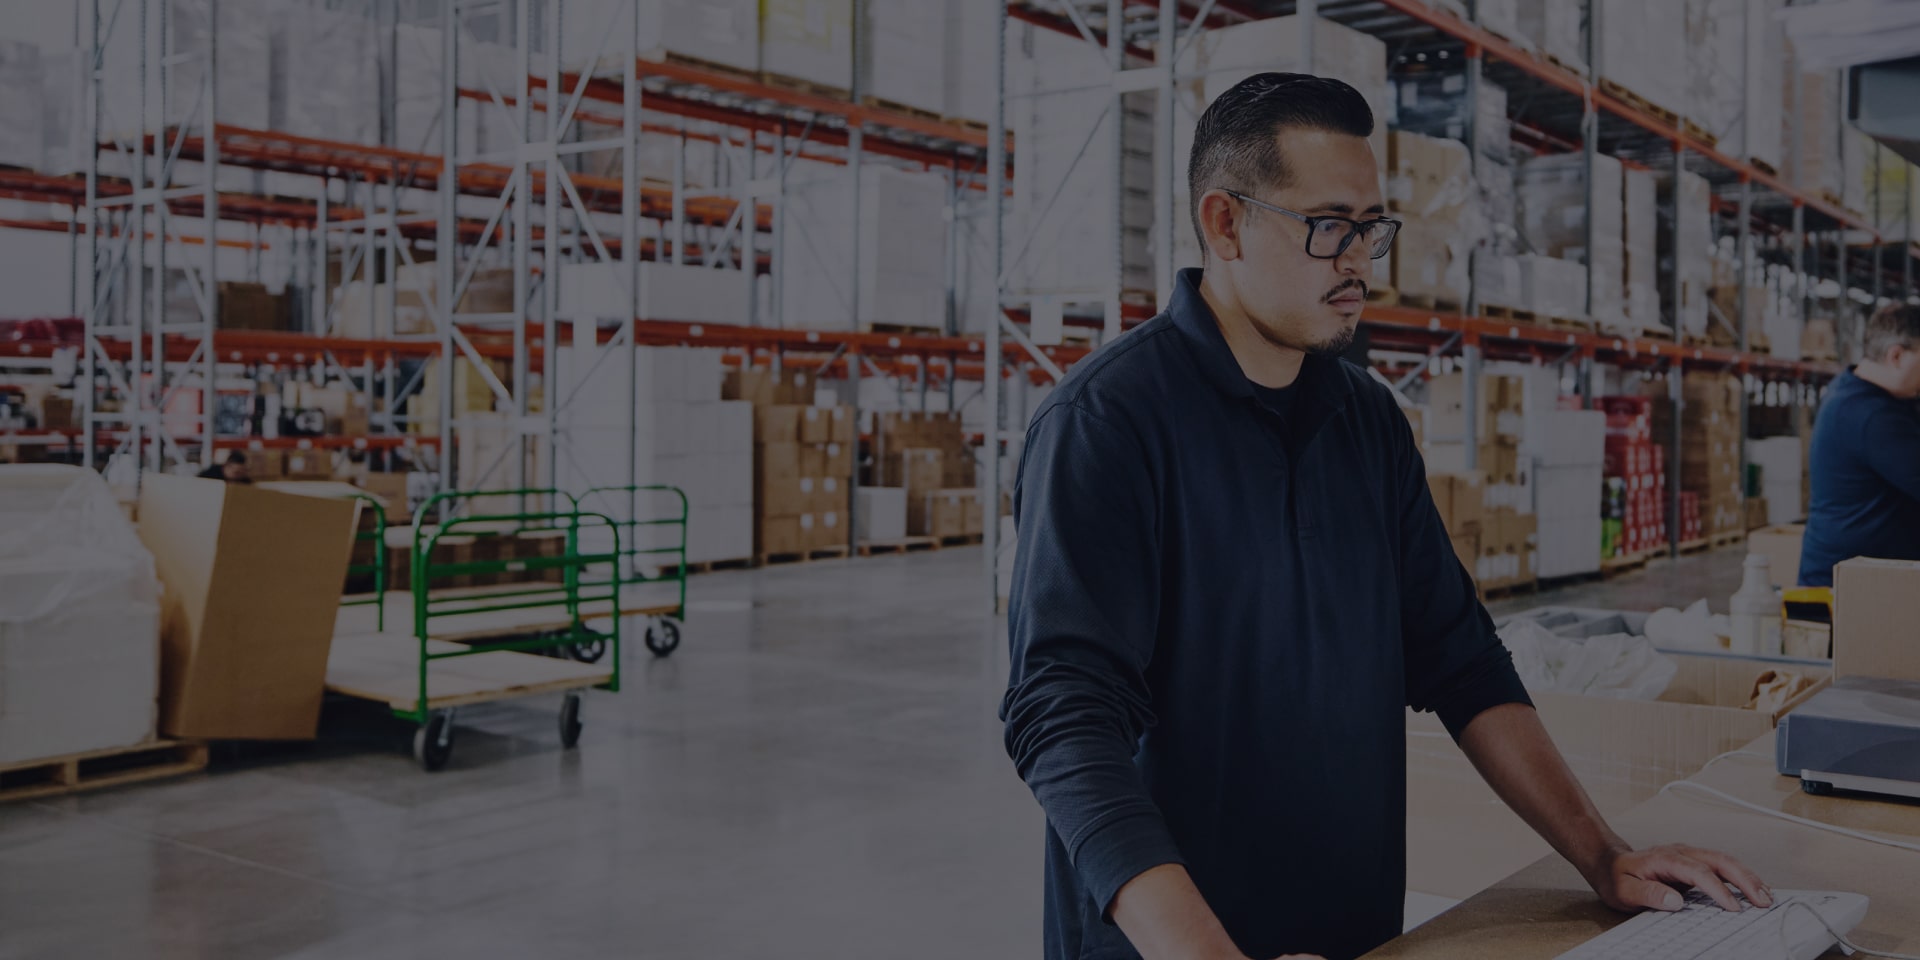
1798 303 1920 587
1000 73 1771 960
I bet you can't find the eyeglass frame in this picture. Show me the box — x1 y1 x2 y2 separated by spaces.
1220 189 1401 261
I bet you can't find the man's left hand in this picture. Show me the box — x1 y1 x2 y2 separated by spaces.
1587 844 1773 914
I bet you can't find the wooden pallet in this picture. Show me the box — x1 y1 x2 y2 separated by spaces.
1398 293 1463 315
1681 118 1719 149
1599 78 1680 127
1710 529 1747 550
861 95 944 124
1601 551 1651 577
861 322 944 337
649 51 759 84
759 71 849 102
857 536 939 557
1541 314 1595 334
1749 158 1779 178
1481 303 1539 325
937 533 985 547
682 557 754 576
1479 578 1540 601
1677 537 1712 556
758 544 853 566
1636 326 1675 341
1 740 208 803
941 115 989 134
1543 52 1587 77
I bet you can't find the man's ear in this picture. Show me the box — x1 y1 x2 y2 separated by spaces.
1197 189 1243 263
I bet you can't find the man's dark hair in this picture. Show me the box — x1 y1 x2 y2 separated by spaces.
1863 302 1920 361
225 450 247 465
1188 72 1374 258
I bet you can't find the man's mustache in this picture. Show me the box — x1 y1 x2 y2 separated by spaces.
1323 280 1368 303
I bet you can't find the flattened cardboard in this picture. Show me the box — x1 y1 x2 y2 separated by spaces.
137 476 358 740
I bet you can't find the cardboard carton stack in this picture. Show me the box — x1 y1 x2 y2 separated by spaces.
1598 396 1668 558
877 412 982 540
1386 131 1478 307
1427 471 1485 580
1421 372 1539 591
724 366 856 557
1670 373 1746 539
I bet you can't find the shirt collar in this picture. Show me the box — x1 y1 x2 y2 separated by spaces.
1166 267 1355 411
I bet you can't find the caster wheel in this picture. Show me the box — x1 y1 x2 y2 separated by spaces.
568 633 608 663
559 692 583 749
1801 779 1833 796
645 620 682 658
413 711 455 772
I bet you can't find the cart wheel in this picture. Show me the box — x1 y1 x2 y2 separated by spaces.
559 692 583 748
412 711 455 772
645 620 682 658
568 634 608 664
1801 778 1833 797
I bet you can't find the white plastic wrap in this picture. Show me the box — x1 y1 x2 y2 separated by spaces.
1515 0 1587 74
861 0 946 115
1500 618 1679 700
1623 166 1661 334
761 0 853 92
0 466 161 764
0 40 43 171
1517 154 1623 326
270 0 380 145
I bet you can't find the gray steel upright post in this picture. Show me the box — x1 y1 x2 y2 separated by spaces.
985 0 1007 618
1669 143 1683 558
848 0 866 549
1584 0 1599 323
1157 0 1177 309
1108 0 1126 339
1737 176 1752 516
436 2 457 496
82 0 98 469
1464 4 1481 317
201 0 219 466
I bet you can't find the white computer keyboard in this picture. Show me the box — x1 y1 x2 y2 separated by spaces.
1554 888 1869 960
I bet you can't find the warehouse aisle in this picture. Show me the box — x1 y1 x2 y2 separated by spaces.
0 546 1749 959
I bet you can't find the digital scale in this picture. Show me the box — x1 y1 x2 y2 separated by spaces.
1778 676 1920 801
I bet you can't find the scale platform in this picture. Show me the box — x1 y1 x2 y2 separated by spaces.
1778 676 1920 801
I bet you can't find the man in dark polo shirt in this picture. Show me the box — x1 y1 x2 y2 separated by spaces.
1799 303 1920 587
1001 73 1771 960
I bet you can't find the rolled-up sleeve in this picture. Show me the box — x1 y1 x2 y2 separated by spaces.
1000 401 1182 919
1390 410 1533 737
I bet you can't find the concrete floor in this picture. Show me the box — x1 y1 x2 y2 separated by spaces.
1 546 1750 960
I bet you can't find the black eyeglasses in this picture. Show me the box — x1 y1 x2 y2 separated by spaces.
1222 189 1401 260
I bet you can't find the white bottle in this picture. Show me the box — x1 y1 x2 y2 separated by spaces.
1728 552 1783 656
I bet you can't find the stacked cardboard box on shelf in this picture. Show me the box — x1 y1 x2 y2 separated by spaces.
1427 471 1485 580
1622 166 1663 335
1678 373 1747 538
1598 396 1667 558
1597 0 1688 118
1687 0 1784 175
761 0 854 94
724 367 855 556
776 165 949 333
876 411 982 540
1423 373 1533 592
1386 131 1479 307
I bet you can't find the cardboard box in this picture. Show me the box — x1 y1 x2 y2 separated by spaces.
813 510 843 550
284 449 333 480
757 405 804 443
799 406 831 444
827 405 855 444
243 448 286 479
823 440 854 478
1782 619 1833 660
798 444 827 479
760 476 816 518
39 394 75 431
810 475 845 515
1406 650 1832 899
1449 531 1478 579
896 448 945 493
1747 524 1804 590
135 476 358 740
1833 558 1920 684
723 368 774 407
759 514 806 555
354 472 411 521
216 281 292 332
758 442 802 482
1428 471 1485 535
771 368 817 405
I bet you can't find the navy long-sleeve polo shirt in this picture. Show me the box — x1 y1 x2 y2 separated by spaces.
1799 368 1920 587
1001 268 1531 960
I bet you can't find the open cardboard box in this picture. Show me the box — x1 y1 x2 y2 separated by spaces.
1406 649 1830 900
136 476 359 740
